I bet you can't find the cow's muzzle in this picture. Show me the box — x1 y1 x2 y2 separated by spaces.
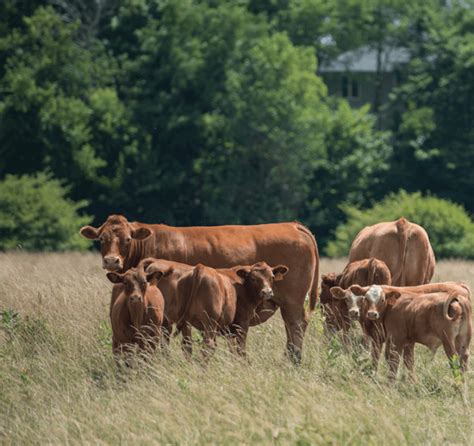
129 295 143 304
349 309 360 320
103 256 123 271
260 288 274 300
367 311 379 321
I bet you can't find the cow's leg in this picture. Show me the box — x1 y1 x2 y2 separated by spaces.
442 335 460 372
281 305 308 365
180 323 193 359
160 318 173 354
456 335 470 372
371 335 383 372
233 323 249 357
201 329 217 361
386 340 402 382
403 343 416 380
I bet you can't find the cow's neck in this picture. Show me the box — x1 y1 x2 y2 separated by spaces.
124 231 156 271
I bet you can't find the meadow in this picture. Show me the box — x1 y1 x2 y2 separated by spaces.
0 253 473 445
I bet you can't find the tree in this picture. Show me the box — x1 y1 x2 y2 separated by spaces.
327 190 474 259
389 1 474 215
0 6 140 220
302 100 392 250
195 31 328 224
0 173 92 251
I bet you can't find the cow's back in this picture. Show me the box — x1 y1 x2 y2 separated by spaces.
148 222 318 311
339 258 391 289
348 218 435 286
176 265 237 330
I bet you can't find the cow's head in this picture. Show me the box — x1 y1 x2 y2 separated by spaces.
236 262 289 302
350 285 400 321
107 267 149 329
320 273 340 304
330 286 364 320
80 215 152 271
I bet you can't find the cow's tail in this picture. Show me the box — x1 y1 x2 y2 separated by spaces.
296 224 319 313
367 257 378 284
458 282 471 300
443 294 463 321
175 264 205 332
393 217 409 286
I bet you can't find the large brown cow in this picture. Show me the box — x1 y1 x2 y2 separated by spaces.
146 259 288 359
349 284 472 380
348 218 435 286
80 215 319 362
331 282 471 373
320 258 392 336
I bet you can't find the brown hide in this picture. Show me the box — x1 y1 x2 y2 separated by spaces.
320 258 391 334
351 282 471 378
145 259 287 358
348 218 436 286
108 267 164 355
81 215 319 361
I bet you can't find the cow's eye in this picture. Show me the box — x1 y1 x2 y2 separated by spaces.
126 237 132 243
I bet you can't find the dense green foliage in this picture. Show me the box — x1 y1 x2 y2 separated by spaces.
327 191 474 258
0 173 91 251
0 0 472 252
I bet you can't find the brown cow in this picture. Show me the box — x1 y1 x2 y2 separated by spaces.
331 282 471 375
145 259 288 359
80 214 318 363
352 284 472 380
320 258 391 336
106 266 165 357
348 217 436 286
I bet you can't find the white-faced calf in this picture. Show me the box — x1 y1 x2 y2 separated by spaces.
350 284 472 380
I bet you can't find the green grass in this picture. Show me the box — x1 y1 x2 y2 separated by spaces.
0 253 473 444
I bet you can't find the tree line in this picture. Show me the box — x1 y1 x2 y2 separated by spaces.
0 0 473 254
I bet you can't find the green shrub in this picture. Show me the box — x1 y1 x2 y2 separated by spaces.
0 173 92 251
327 190 474 259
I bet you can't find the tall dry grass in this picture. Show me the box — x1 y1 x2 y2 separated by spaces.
0 253 473 444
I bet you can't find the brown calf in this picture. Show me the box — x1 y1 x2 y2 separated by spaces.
106 266 164 357
336 283 471 379
145 259 288 359
320 258 391 336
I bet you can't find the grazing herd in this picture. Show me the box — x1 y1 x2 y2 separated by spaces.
80 215 471 380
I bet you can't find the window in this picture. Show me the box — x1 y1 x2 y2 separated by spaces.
351 79 359 98
341 76 349 97
341 76 359 98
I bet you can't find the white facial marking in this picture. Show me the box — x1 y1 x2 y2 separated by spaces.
348 292 363 309
366 285 383 303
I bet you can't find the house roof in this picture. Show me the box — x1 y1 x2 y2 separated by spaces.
320 46 410 73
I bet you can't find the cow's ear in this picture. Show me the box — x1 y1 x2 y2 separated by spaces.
236 267 251 279
146 271 163 283
322 274 337 286
273 265 289 281
132 227 152 241
385 291 401 306
350 285 366 296
142 258 156 272
330 286 346 300
146 271 163 284
107 272 124 284
80 225 99 240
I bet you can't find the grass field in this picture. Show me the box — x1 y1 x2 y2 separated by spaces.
0 253 473 444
